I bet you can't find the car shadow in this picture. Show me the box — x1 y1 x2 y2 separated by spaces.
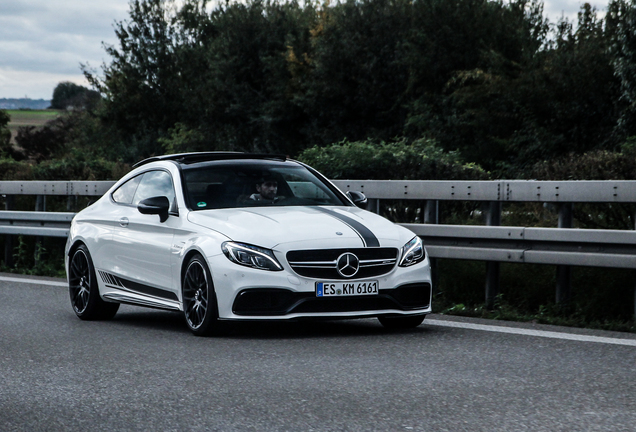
107 305 432 339
219 319 432 340
109 310 189 332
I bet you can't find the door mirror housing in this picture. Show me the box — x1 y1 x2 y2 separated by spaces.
346 191 368 209
138 196 170 222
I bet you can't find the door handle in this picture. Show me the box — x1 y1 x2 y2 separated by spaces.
119 217 129 227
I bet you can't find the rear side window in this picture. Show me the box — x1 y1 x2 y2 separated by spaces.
112 174 142 204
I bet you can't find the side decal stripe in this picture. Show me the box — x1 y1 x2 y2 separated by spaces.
314 207 380 247
98 270 178 301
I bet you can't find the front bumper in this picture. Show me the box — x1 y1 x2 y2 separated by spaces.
208 253 432 321
232 283 431 316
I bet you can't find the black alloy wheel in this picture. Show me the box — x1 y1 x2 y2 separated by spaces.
182 254 219 336
68 245 119 320
378 314 425 329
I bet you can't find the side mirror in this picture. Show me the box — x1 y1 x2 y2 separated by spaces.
346 191 368 209
138 196 170 222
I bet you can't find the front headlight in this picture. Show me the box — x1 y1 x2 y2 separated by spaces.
222 242 283 271
399 236 425 267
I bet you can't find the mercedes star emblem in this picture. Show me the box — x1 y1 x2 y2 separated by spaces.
336 252 359 278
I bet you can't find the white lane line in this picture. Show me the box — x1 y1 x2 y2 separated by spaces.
0 275 67 288
425 319 636 347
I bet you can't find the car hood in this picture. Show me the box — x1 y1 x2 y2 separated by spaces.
187 206 413 250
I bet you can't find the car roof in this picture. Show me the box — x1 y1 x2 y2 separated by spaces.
132 152 288 168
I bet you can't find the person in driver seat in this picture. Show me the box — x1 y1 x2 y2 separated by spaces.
250 176 283 203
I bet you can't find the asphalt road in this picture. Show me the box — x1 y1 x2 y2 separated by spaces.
1 274 636 432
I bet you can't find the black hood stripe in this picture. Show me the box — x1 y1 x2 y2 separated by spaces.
314 207 380 247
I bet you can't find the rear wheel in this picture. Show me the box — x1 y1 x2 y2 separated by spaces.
378 314 425 329
182 254 219 336
68 245 119 320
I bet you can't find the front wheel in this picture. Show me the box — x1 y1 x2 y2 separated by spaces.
378 314 425 329
182 254 219 336
68 245 119 320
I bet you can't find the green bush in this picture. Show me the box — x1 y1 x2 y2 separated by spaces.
528 143 636 230
528 143 636 181
0 153 129 182
297 137 488 180
32 152 130 181
0 236 66 278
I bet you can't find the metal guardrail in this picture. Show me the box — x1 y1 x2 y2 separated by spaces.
404 224 636 269
0 181 114 239
0 181 113 197
2 180 636 259
0 211 74 238
1 179 634 201
331 179 636 202
2 179 636 312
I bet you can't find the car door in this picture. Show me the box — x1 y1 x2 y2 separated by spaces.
107 169 178 298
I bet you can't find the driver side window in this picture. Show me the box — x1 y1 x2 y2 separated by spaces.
112 174 142 205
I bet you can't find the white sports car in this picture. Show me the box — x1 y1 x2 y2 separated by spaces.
65 153 432 335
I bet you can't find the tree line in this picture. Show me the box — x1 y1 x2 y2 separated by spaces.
2 0 636 180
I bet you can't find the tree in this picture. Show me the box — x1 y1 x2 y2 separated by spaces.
187 0 316 155
78 0 633 174
424 2 621 174
299 0 412 145
15 117 70 162
0 109 26 161
612 0 636 138
51 82 100 110
0 110 11 156
85 0 316 158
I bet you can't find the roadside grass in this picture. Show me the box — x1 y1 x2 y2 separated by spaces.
435 297 636 333
6 109 61 143
0 236 66 278
434 260 636 333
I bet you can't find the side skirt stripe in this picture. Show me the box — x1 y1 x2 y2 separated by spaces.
98 270 178 301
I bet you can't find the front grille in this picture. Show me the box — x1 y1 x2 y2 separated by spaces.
232 283 431 316
286 247 398 279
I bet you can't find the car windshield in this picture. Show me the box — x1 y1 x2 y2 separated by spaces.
182 161 348 210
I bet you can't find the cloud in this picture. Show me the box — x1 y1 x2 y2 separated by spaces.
0 67 90 100
543 0 609 22
0 0 129 99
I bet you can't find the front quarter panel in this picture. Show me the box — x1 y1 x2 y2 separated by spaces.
66 197 117 271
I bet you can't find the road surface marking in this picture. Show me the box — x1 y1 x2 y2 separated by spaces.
0 275 67 287
425 318 636 347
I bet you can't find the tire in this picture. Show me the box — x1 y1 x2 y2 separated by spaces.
68 245 119 320
378 314 426 329
182 254 219 336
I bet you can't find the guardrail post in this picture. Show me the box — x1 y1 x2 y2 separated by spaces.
35 195 45 212
4 195 15 268
556 203 573 306
424 200 439 224
34 195 45 268
424 200 439 294
367 198 380 214
485 201 502 309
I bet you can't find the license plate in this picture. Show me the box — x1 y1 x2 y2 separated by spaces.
316 281 378 297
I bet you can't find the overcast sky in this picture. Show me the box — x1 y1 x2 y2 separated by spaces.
0 0 611 100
